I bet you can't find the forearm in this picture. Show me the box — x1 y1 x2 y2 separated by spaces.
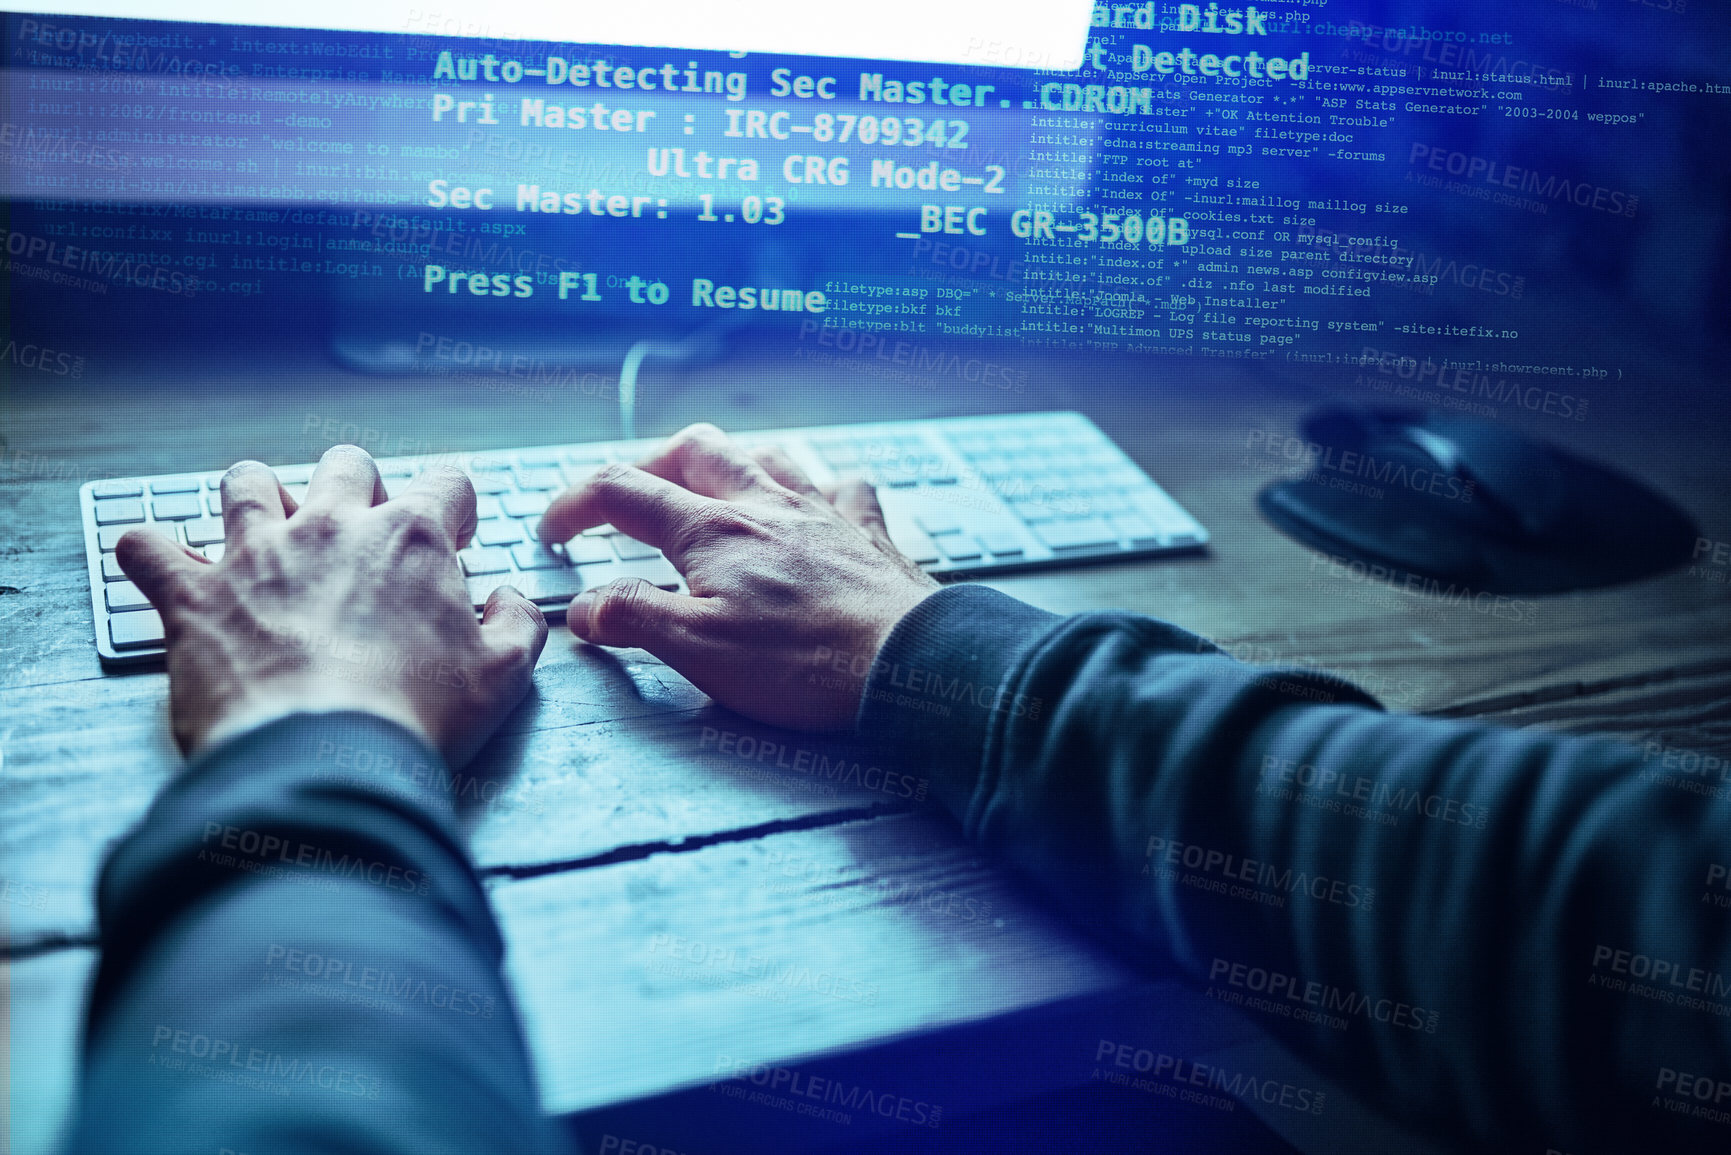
69 712 565 1155
860 585 1731 1152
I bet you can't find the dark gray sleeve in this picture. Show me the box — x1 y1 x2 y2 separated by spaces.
67 712 570 1155
859 584 1731 1154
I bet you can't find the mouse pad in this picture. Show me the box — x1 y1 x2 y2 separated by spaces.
1256 406 1700 596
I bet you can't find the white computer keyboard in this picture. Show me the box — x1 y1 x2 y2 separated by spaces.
79 411 1208 664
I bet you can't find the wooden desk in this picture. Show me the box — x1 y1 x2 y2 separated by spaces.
5 334 1729 1154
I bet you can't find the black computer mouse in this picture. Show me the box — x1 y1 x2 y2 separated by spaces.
1258 404 1699 595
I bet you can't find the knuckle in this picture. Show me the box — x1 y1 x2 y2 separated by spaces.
321 443 374 466
286 509 342 545
393 506 446 543
591 462 636 489
420 462 471 491
592 578 650 635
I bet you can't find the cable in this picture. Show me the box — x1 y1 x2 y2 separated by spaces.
615 324 734 441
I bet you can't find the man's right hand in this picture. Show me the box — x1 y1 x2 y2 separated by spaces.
538 424 939 731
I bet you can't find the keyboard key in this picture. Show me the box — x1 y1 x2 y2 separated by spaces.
614 556 683 588
110 609 165 650
475 520 524 547
518 452 561 469
610 534 661 561
979 529 1025 556
895 529 942 566
511 542 566 570
106 581 152 612
206 493 223 516
915 510 960 536
515 467 564 492
92 479 143 499
275 464 315 484
1009 500 1056 525
183 519 226 547
202 543 225 562
565 537 615 565
378 462 415 477
467 567 588 608
1109 513 1160 546
562 448 609 468
149 476 202 494
98 522 175 551
151 494 204 521
501 491 551 519
578 556 682 591
1033 518 1119 552
459 547 515 576
101 554 127 581
562 462 604 488
469 470 513 495
937 535 983 562
474 495 502 520
94 499 144 525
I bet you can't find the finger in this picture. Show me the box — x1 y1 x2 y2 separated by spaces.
302 444 386 511
568 577 706 653
220 461 290 544
830 478 899 553
480 584 549 670
391 464 477 548
750 446 824 502
634 423 780 502
114 527 203 612
538 464 716 561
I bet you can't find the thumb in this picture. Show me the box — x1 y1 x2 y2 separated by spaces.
479 585 549 672
568 577 703 653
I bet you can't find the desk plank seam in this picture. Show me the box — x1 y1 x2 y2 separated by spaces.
478 799 918 882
